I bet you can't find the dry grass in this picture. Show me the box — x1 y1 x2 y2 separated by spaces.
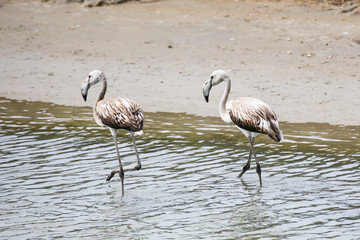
299 0 359 6
297 0 360 15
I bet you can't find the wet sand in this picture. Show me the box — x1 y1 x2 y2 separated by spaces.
1 0 359 125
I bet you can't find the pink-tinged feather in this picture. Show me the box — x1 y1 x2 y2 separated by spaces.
227 97 283 142
95 97 144 133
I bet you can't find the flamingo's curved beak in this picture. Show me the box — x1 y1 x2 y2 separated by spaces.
202 79 212 103
81 78 90 101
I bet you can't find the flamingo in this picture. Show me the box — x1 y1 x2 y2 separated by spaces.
81 70 144 196
202 70 283 186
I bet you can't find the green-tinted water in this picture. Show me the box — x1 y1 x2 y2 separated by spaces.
0 97 359 239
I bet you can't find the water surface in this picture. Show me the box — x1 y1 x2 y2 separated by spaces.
0 98 359 239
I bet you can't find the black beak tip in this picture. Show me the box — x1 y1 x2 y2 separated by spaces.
204 95 209 103
82 94 87 102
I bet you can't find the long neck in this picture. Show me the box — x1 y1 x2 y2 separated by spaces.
97 77 107 103
93 77 107 127
219 78 232 123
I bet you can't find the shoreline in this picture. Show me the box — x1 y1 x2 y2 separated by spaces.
1 0 359 125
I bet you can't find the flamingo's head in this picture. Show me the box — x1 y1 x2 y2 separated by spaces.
81 70 105 101
202 70 229 102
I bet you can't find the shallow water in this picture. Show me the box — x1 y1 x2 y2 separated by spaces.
0 97 359 239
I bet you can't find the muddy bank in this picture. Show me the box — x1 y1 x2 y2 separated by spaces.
1 0 359 125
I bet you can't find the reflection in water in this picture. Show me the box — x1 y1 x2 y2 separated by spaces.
0 97 359 239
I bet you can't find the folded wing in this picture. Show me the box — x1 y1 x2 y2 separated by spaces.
95 97 144 133
227 97 283 142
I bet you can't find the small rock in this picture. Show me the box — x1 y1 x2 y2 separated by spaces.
83 0 126 7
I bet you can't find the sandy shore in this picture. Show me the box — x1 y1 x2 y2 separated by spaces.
1 0 359 125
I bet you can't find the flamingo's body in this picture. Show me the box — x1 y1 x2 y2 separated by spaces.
81 70 144 196
203 70 283 186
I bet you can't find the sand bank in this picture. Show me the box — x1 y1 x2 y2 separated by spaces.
1 0 359 125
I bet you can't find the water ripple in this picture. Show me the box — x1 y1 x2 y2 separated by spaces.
1 98 360 239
